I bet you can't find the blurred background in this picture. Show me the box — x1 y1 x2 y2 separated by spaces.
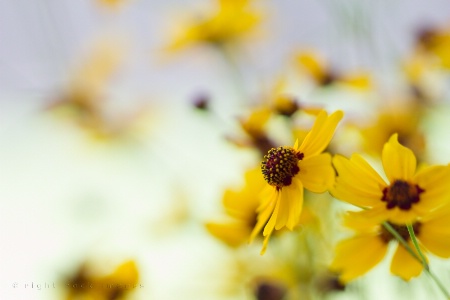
1 0 450 299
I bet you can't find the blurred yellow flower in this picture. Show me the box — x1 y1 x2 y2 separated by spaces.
332 134 450 224
360 105 426 161
65 260 140 300
416 25 450 69
331 206 450 282
226 106 276 156
96 0 127 9
250 110 343 254
206 168 265 247
295 51 372 90
166 0 261 52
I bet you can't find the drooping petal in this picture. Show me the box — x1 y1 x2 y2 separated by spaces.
284 180 304 230
331 154 386 207
331 234 388 283
390 244 425 280
260 194 282 255
297 153 334 193
249 187 278 244
382 134 416 182
299 110 344 157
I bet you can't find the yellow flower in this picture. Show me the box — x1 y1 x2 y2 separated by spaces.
360 105 426 161
206 168 265 247
332 134 450 224
96 0 127 9
416 25 450 69
331 206 450 282
295 50 372 90
65 260 140 300
166 0 261 52
250 110 344 254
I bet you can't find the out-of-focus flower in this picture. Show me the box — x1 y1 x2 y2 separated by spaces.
47 40 150 142
295 51 372 90
332 134 450 224
250 110 343 254
360 104 426 161
96 0 127 9
415 25 450 69
65 259 140 300
331 205 450 282
206 168 265 247
165 0 262 52
226 105 277 156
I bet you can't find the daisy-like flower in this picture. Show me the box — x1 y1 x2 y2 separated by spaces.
331 205 450 282
65 259 140 300
166 0 261 52
295 50 372 90
249 110 344 254
360 104 426 161
332 133 450 224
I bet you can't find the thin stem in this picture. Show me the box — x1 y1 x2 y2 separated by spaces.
382 222 420 261
406 224 429 271
407 224 450 299
382 222 450 299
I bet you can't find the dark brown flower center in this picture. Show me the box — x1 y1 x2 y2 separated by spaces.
381 180 424 210
380 222 422 243
261 146 303 190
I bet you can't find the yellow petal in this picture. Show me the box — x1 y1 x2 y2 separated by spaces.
297 153 334 193
299 110 344 158
331 154 386 207
342 210 385 232
249 188 278 243
390 244 424 280
274 181 304 230
413 164 450 213
331 234 387 283
382 134 416 182
419 217 450 258
206 221 251 247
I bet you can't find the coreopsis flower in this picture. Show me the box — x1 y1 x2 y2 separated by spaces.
415 25 450 69
249 110 344 254
65 259 140 300
331 205 450 282
206 168 265 247
226 106 276 156
332 134 450 224
166 0 261 52
360 105 426 161
295 51 372 90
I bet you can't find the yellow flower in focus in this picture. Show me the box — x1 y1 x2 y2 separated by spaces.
360 105 426 161
206 168 265 247
250 110 344 254
332 134 450 224
65 260 140 300
166 0 261 52
331 206 450 282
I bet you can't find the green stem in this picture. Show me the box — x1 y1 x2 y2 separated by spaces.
382 222 420 261
382 222 450 299
406 224 429 271
407 224 450 299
